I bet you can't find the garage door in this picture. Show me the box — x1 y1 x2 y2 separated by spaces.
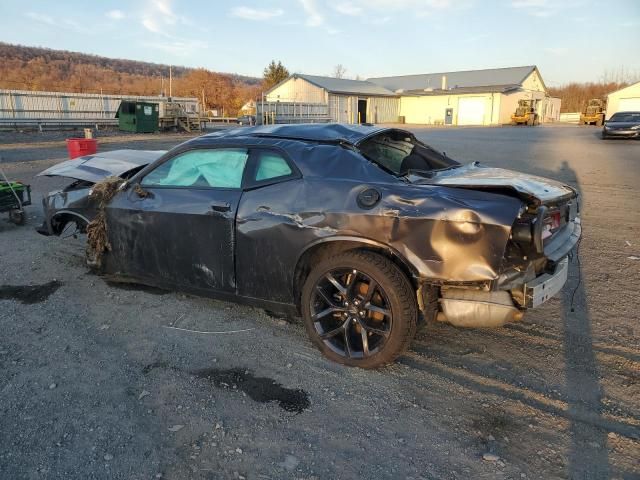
619 97 640 112
457 97 486 125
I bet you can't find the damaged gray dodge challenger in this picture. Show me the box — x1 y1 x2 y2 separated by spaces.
39 124 581 368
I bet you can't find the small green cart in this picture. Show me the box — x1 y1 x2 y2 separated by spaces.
0 179 31 225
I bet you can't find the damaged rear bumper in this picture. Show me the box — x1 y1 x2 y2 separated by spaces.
434 214 579 328
522 257 569 308
437 257 570 327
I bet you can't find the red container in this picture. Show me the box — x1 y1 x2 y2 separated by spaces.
66 138 97 159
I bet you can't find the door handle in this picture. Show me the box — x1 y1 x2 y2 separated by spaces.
210 201 231 212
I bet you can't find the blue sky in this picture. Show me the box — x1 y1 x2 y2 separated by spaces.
1 0 639 85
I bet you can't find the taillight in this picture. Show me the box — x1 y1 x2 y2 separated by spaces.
512 206 546 254
541 211 561 240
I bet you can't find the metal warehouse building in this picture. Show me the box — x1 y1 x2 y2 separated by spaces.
263 65 560 126
606 81 640 119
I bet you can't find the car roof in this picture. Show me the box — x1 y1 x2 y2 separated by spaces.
202 123 395 145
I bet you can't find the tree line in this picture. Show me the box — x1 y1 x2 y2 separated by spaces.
548 81 632 113
0 43 285 115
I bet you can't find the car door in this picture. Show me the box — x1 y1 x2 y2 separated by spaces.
235 148 304 303
105 147 250 294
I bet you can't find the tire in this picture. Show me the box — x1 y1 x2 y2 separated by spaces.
301 251 418 368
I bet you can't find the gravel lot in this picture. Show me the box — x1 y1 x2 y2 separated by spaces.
0 125 638 480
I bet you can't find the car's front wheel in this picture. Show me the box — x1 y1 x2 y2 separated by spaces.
301 251 417 368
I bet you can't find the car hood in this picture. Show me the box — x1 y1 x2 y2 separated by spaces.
605 121 640 129
38 149 166 183
407 162 576 205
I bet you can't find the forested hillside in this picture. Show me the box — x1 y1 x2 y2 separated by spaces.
0 43 262 114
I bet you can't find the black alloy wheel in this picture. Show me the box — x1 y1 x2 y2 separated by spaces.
301 251 417 368
311 267 392 358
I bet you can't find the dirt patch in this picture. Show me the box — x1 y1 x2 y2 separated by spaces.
0 280 62 304
193 368 310 413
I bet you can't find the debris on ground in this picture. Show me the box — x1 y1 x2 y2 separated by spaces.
483 453 500 462
138 390 151 400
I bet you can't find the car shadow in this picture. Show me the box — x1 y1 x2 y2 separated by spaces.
399 159 638 477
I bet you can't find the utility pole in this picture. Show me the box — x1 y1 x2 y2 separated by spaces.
169 65 173 97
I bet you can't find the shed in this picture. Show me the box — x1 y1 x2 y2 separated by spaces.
265 74 399 124
116 101 159 133
606 81 640 119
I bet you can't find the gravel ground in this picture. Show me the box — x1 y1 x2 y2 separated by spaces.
0 125 638 480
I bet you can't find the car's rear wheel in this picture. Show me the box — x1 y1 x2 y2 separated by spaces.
301 251 417 368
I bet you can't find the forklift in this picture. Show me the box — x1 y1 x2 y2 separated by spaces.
579 99 605 126
511 99 540 126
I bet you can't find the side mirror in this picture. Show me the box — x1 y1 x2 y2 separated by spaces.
132 183 152 198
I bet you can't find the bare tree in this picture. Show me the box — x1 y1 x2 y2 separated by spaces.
332 64 347 79
600 66 640 84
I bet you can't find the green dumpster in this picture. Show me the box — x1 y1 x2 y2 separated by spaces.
116 101 159 133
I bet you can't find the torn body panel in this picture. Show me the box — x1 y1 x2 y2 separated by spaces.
38 150 163 236
38 150 165 183
407 162 576 205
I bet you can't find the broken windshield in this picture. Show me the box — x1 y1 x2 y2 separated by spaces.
358 130 459 176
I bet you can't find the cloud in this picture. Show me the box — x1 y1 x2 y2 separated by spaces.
510 0 584 17
299 0 324 26
332 2 363 16
511 0 549 6
370 16 391 25
142 17 162 33
107 9 125 20
545 47 569 56
26 11 93 33
331 0 454 19
25 12 55 25
142 0 191 34
230 6 284 21
359 0 452 10
144 39 208 57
